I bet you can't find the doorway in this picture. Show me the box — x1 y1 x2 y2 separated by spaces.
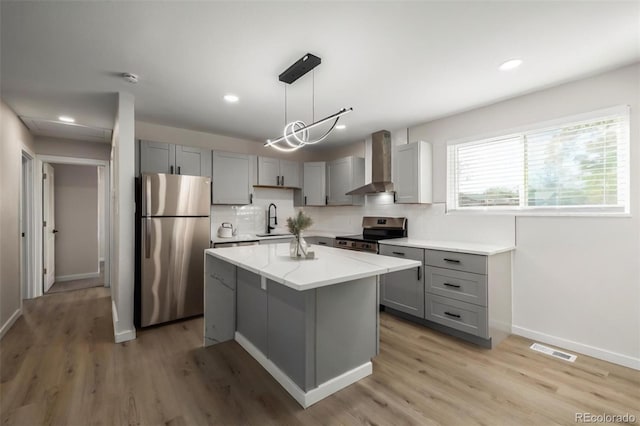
42 162 107 294
32 155 111 299
20 151 34 300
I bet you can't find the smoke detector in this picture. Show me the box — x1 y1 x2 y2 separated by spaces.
122 73 139 84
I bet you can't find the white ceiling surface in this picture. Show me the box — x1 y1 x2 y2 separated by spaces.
1 1 639 148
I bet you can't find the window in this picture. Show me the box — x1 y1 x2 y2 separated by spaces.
447 107 630 214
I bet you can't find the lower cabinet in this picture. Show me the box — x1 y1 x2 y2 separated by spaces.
204 256 236 345
236 268 268 354
379 245 425 317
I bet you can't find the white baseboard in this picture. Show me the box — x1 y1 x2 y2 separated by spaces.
111 300 136 343
55 271 100 282
235 332 372 408
0 309 22 340
512 325 640 371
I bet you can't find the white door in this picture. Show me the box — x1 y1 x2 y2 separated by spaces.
43 163 56 292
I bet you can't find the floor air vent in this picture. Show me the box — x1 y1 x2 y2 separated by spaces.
530 343 577 362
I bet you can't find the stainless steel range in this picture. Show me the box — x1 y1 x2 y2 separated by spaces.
334 217 407 253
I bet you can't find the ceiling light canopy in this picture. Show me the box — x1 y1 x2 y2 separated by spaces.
265 53 353 152
58 116 75 123
499 59 523 71
335 124 346 130
224 94 239 103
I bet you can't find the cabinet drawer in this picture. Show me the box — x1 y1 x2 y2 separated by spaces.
425 294 488 338
425 250 487 275
379 245 424 262
206 256 236 290
426 267 487 306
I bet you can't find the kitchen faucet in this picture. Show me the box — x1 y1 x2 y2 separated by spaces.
267 203 277 234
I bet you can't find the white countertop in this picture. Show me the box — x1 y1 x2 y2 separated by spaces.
211 230 340 244
206 244 420 291
379 238 515 256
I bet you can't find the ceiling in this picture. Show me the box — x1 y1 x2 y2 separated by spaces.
1 1 639 148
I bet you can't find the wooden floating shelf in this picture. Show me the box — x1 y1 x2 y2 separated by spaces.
253 185 301 190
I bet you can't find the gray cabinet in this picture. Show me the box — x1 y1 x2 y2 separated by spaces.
258 157 301 188
305 236 333 247
394 141 432 204
139 140 211 177
236 269 268 354
212 151 255 205
327 156 365 205
379 245 425 317
302 162 327 206
424 249 511 347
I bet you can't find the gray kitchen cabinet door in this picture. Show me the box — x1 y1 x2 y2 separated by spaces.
258 156 280 186
327 157 352 205
204 274 235 345
379 245 425 317
236 269 268 354
212 151 251 204
279 159 300 188
175 145 211 177
303 162 326 206
140 140 176 174
394 141 432 204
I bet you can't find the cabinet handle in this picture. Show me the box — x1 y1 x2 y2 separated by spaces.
325 195 328 205
318 241 327 245
393 192 397 203
250 193 253 204
304 196 307 205
277 176 280 186
281 176 284 186
177 166 181 175
443 258 461 264
443 282 461 289
444 311 461 319
392 251 405 256
170 165 174 174
417 266 421 280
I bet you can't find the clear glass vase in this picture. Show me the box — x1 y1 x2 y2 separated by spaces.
289 235 307 259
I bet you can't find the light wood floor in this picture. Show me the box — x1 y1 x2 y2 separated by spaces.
1 287 638 426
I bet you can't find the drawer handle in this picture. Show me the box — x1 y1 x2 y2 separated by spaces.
444 311 461 319
443 258 461 264
443 282 461 289
392 251 405 256
318 241 327 245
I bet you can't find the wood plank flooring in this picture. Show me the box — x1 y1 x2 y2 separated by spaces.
1 286 638 425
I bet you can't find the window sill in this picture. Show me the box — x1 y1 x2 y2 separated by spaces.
445 208 631 218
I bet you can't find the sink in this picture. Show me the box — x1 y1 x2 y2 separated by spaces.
256 233 292 237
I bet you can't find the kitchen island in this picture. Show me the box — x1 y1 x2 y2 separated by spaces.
204 243 420 408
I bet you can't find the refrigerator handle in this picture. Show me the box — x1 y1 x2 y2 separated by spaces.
145 220 151 259
144 175 151 217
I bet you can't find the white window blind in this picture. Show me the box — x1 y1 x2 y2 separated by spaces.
447 107 630 214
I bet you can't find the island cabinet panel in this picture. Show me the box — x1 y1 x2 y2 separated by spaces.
315 277 377 384
236 269 268 354
204 256 236 346
267 282 316 391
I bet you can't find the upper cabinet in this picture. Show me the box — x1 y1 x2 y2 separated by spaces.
139 140 211 177
212 151 255 205
394 141 432 204
257 157 301 188
327 156 365 206
302 162 326 206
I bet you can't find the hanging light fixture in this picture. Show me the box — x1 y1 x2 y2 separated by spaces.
265 53 353 152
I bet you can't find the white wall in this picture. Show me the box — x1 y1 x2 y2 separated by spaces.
110 92 136 343
52 164 99 279
97 166 105 261
0 100 35 338
35 136 111 161
407 63 639 368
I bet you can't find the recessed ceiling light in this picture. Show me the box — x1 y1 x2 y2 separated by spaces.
224 94 239 103
58 116 75 123
499 59 523 71
335 124 346 130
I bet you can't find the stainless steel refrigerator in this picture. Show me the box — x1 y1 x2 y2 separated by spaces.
136 173 210 327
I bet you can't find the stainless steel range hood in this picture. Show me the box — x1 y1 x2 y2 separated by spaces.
346 130 393 195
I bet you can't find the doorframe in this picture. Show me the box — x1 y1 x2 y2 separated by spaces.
33 155 111 298
20 147 36 301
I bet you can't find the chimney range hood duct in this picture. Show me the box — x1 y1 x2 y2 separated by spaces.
346 130 394 195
